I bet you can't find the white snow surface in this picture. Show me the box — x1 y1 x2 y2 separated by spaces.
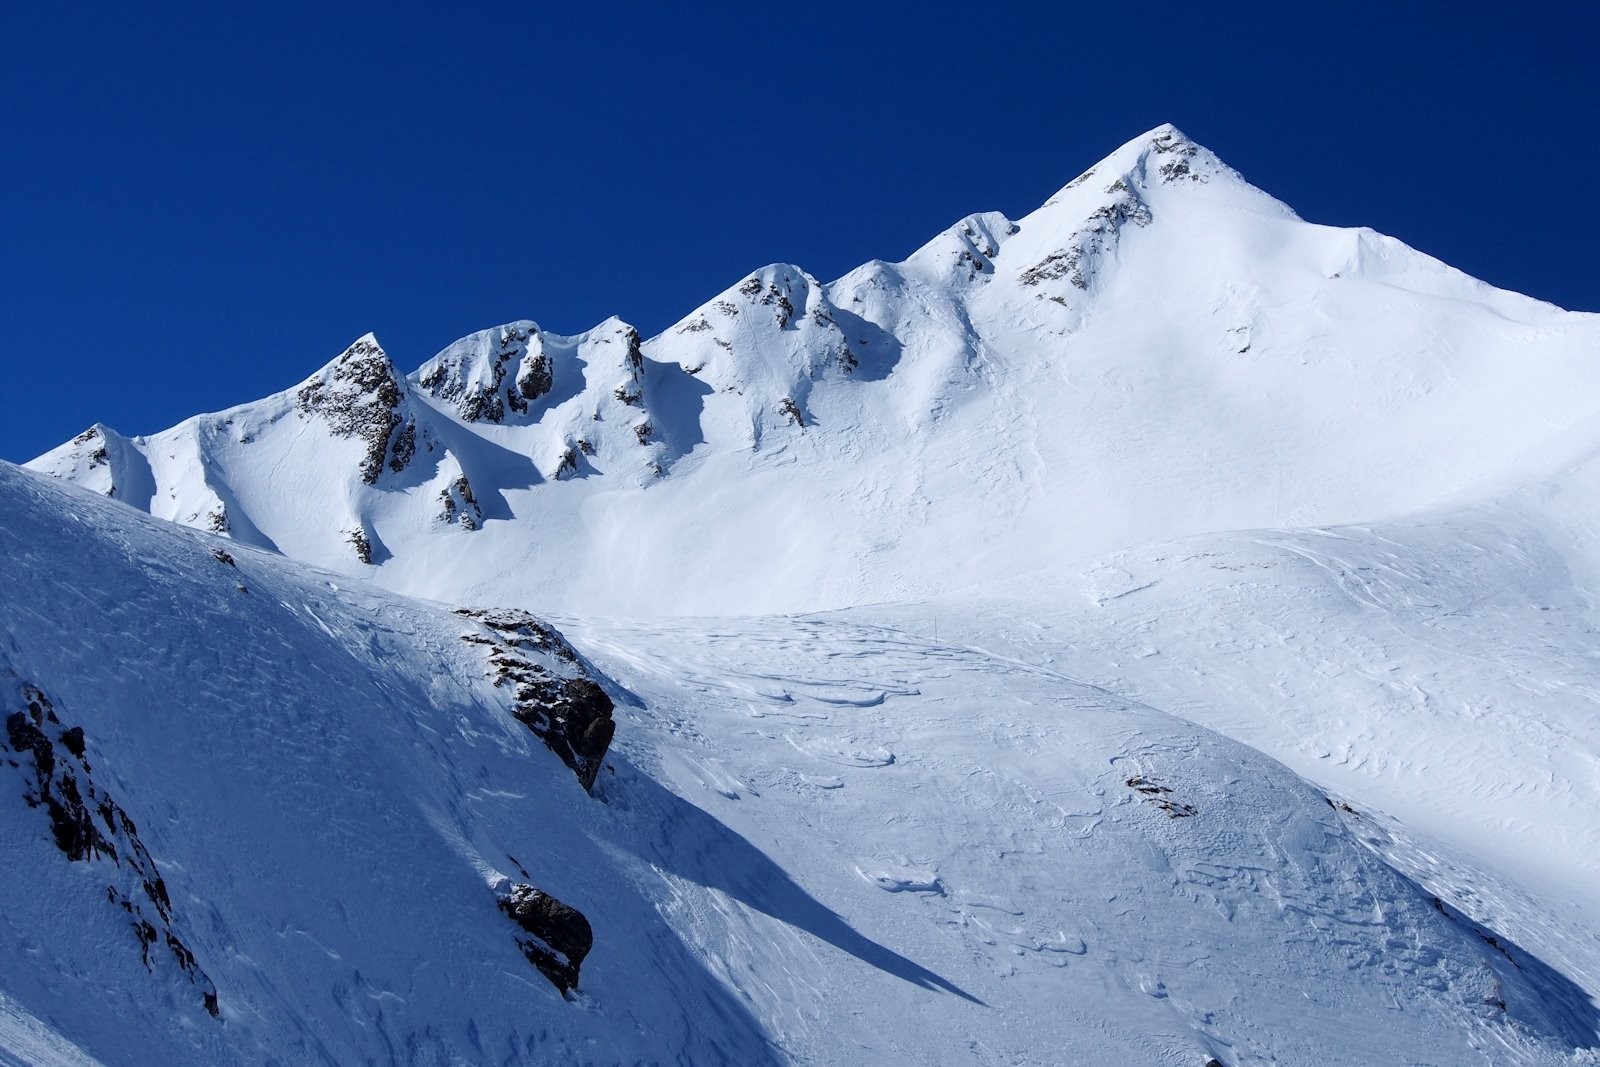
10 124 1600 1063
3 465 1595 1065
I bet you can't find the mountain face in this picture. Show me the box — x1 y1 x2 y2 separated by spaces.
4 462 1594 1066
10 125 1600 1064
33 124 1599 616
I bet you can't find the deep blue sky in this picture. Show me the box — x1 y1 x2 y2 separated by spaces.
4 2 1596 462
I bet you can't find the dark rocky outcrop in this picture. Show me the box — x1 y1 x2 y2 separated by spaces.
416 323 551 422
1150 128 1207 183
739 276 796 328
455 609 615 792
609 324 648 408
515 347 554 405
438 473 482 530
347 528 374 564
295 336 416 484
1126 775 1197 818
3 682 219 1018
1021 179 1153 293
497 882 593 995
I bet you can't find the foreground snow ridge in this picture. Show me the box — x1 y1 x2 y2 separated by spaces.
8 125 1600 1064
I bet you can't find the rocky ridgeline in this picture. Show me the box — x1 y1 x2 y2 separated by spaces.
295 335 418 484
3 680 219 1018
1020 178 1153 296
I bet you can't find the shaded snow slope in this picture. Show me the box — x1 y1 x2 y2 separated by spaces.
4 462 1593 1064
32 124 1600 615
0 463 772 1065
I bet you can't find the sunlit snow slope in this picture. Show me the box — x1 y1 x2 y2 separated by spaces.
2 464 1595 1065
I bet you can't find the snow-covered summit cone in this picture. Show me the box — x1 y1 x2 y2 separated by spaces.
30 422 155 505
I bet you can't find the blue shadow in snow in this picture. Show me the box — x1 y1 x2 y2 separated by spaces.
609 765 984 1006
1420 888 1598 1050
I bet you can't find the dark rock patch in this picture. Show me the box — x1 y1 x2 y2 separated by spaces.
418 323 551 422
739 276 797 328
1126 775 1197 818
347 528 373 564
296 336 414 484
515 347 554 405
454 609 615 793
1022 180 1152 294
497 882 593 995
4 682 219 1018
1150 130 1206 184
438 474 482 530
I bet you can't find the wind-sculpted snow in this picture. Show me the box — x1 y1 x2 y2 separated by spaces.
5 460 1593 1063
560 611 1595 1064
914 503 1600 1014
0 463 778 1064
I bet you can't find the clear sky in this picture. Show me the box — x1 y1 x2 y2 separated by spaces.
3 1 1596 463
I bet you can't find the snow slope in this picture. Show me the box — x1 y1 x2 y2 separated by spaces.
0 463 774 1066
13 123 1600 1063
3 463 1595 1065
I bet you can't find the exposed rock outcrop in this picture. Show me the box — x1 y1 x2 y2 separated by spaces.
416 322 552 423
1020 179 1153 294
295 335 416 484
455 608 615 792
497 882 593 995
438 473 482 530
347 527 374 564
3 681 219 1018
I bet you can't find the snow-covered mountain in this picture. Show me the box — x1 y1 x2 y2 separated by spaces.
10 125 1600 1064
33 125 1599 616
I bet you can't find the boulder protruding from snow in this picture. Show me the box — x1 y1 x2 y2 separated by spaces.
497 882 593 995
456 608 616 792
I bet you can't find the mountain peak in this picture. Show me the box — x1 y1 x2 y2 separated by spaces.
1044 124 1207 202
413 320 550 424
295 333 415 485
1034 123 1292 226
